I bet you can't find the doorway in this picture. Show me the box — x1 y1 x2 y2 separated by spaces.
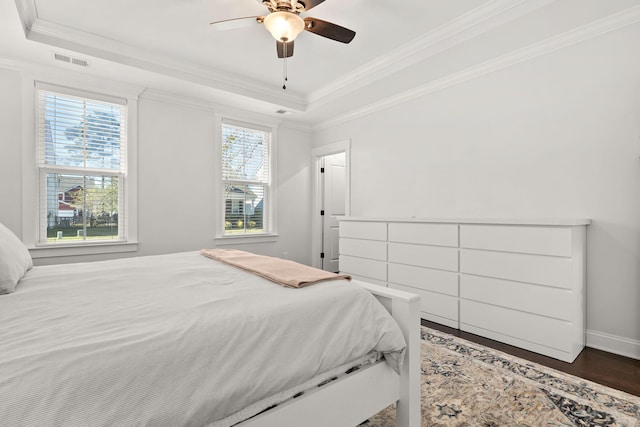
311 141 350 271
320 152 345 272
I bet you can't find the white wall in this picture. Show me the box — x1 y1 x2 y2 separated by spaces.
0 67 23 235
313 25 640 355
0 66 313 267
135 96 313 263
136 96 217 255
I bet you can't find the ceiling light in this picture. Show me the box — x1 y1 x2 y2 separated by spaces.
263 11 305 42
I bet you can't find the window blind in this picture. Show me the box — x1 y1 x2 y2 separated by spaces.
221 122 270 183
37 90 127 173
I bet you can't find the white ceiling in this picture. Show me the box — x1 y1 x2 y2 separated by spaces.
31 0 480 88
3 0 640 127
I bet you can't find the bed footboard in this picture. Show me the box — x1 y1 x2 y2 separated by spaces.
355 280 421 427
238 359 400 427
235 280 421 427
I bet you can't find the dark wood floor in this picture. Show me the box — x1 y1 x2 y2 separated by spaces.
423 320 640 397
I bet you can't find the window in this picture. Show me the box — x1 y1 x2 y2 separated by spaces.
36 84 128 244
221 120 272 236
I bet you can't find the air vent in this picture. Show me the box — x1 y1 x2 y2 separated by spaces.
71 57 89 67
275 109 294 115
53 53 71 63
53 52 90 67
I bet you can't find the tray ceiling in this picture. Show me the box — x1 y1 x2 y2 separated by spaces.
5 0 640 126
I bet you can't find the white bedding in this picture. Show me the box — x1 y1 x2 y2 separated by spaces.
0 251 406 427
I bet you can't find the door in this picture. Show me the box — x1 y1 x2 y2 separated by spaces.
321 152 346 272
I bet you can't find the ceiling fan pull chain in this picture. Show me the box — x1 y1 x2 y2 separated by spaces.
282 42 288 90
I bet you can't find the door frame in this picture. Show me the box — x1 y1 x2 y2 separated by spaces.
311 140 351 269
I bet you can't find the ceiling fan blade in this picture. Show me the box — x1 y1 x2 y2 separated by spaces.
277 40 294 58
210 16 262 31
303 17 355 43
296 0 326 12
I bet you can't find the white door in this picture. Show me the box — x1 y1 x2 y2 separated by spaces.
321 152 346 272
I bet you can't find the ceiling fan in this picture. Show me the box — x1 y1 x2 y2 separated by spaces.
210 0 356 60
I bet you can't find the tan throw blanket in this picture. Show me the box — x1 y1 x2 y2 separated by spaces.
201 249 351 288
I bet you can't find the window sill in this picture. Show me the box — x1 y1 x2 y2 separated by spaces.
29 241 139 259
214 234 279 245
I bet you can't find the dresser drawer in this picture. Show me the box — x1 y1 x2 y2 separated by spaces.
388 222 458 247
460 249 572 289
460 299 573 353
460 225 572 257
460 274 571 321
389 263 458 296
339 255 386 281
339 238 386 261
339 221 387 241
388 243 458 272
390 282 459 328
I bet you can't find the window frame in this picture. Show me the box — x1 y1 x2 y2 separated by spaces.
22 78 140 258
36 84 127 245
214 116 278 244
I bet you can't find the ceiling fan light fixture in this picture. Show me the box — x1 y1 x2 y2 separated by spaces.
263 11 304 42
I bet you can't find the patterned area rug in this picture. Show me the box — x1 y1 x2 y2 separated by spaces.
365 327 640 426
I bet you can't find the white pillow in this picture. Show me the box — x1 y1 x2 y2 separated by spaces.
0 222 33 294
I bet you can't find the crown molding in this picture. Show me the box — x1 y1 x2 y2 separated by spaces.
13 0 554 115
139 88 218 112
0 56 146 98
314 4 640 131
140 88 290 128
12 0 640 128
0 57 24 72
138 88 314 132
306 0 556 107
13 0 37 36
17 12 307 112
277 120 314 133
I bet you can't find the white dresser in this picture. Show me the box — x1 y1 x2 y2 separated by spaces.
338 217 590 362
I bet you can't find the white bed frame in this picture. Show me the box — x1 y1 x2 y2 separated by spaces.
239 280 421 427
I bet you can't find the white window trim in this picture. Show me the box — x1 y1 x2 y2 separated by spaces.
21 74 141 258
214 114 278 244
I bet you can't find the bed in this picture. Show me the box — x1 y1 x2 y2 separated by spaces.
0 224 420 427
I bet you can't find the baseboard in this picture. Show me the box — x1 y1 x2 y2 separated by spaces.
586 329 640 360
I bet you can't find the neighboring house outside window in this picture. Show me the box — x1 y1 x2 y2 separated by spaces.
36 83 128 245
220 120 272 236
